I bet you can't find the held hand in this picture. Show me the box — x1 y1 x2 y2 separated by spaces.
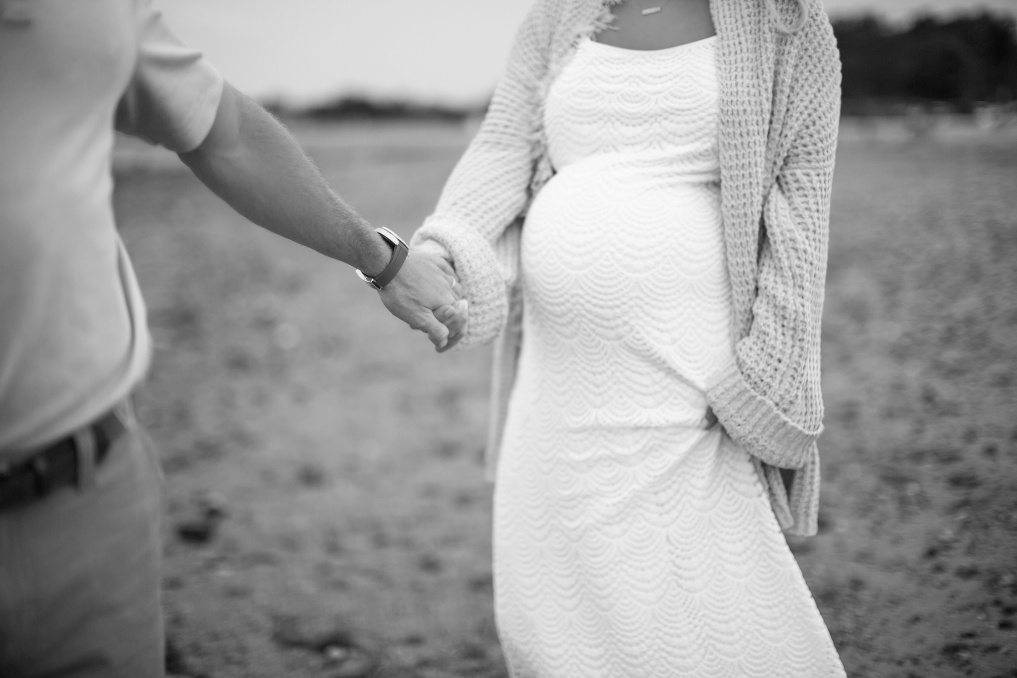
379 250 468 350
435 298 469 353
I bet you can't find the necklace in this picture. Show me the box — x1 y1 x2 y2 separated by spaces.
639 0 670 16
601 0 672 32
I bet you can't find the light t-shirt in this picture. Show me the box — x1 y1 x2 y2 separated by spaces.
0 0 223 456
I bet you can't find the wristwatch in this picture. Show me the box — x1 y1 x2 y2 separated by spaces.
356 226 409 290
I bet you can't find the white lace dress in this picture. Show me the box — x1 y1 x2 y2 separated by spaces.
492 37 846 678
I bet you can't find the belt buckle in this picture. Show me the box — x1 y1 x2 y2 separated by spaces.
30 454 52 496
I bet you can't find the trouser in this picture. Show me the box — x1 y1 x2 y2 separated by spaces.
0 411 165 678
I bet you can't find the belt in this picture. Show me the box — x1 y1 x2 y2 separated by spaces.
0 408 127 513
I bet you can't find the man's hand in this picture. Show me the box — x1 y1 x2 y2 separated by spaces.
379 250 468 351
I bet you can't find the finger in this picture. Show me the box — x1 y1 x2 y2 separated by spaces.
436 300 468 338
439 299 468 326
433 310 465 345
452 285 464 302
429 282 458 308
437 301 468 353
440 268 463 300
430 259 463 297
417 313 450 349
441 276 463 303
435 299 467 318
438 325 466 352
433 304 459 326
433 257 456 280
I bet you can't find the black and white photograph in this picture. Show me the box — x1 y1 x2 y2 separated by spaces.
1 0 1015 676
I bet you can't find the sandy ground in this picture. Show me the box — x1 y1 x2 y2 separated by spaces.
111 121 1017 678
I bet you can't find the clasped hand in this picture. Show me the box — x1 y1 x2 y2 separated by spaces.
378 250 467 352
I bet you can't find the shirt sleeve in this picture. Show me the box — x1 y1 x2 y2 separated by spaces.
115 0 224 153
409 0 553 348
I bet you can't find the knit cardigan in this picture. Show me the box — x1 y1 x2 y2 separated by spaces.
412 0 842 537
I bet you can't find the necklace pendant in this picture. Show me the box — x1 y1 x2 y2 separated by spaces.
641 6 662 15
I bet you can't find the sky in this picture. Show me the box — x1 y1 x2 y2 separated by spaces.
160 0 1017 106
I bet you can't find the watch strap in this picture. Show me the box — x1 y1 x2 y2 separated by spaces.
357 227 409 290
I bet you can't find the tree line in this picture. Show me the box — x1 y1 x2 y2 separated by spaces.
301 95 477 123
281 12 1017 121
833 12 1017 115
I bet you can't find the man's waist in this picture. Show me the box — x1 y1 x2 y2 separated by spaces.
0 400 132 513
0 355 147 459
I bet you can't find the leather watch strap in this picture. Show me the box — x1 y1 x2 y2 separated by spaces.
356 227 409 290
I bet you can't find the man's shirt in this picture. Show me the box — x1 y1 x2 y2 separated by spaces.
0 0 223 455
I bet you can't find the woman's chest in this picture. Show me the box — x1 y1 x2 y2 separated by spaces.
544 37 721 171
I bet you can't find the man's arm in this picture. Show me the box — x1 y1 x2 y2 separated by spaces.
178 82 465 349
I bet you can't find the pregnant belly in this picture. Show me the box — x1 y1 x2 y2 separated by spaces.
522 159 728 332
517 159 735 415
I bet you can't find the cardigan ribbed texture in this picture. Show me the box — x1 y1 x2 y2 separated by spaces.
412 0 841 537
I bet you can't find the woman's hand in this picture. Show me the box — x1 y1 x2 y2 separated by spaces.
378 250 468 351
434 298 468 353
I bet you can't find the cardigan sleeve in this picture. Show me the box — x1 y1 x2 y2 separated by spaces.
411 0 553 348
707 12 842 475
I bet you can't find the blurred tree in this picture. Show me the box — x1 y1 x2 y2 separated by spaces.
304 94 477 122
833 12 1017 114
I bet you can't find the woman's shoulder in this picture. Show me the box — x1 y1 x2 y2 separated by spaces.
779 1 842 118
508 0 602 66
511 0 571 48
782 0 841 76
518 0 573 25
799 0 839 51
